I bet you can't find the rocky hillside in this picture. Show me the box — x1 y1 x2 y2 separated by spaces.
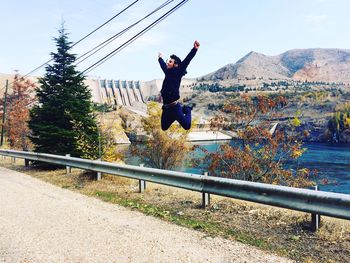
202 48 350 83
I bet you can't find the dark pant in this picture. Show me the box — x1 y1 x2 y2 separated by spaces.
161 103 191 131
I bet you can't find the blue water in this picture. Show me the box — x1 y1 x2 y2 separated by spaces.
296 142 350 194
120 142 350 194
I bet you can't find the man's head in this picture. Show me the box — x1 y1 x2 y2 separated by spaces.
167 54 181 69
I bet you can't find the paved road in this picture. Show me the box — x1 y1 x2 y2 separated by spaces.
0 167 294 263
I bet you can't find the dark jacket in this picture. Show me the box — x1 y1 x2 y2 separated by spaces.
158 47 197 104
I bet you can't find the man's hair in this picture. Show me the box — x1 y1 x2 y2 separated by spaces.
170 54 187 75
170 54 181 65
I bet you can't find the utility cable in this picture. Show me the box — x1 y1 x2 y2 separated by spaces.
75 0 174 66
82 0 189 75
72 0 140 48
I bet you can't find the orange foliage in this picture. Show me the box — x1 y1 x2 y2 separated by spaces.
197 94 315 188
5 74 36 150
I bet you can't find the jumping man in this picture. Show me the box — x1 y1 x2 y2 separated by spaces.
158 40 200 131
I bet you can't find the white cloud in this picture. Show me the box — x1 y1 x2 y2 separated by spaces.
122 30 166 53
305 14 327 25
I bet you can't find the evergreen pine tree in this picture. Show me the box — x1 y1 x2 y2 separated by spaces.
29 25 99 158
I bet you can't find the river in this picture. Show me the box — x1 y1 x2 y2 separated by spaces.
118 141 350 195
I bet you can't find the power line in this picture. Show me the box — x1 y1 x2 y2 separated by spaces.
82 0 189 74
72 0 140 48
22 0 141 79
75 0 174 66
82 0 189 75
0 0 140 93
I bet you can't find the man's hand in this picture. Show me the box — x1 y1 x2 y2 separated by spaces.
158 52 163 58
194 40 200 49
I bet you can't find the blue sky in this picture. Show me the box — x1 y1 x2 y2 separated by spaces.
1 0 350 81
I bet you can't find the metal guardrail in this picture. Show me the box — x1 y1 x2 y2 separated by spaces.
0 149 349 220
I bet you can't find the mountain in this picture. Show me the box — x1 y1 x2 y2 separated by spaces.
202 48 350 83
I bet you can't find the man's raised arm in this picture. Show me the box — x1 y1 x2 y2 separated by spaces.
158 52 167 73
181 40 200 70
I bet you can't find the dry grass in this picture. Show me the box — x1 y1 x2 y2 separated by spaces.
1 158 349 263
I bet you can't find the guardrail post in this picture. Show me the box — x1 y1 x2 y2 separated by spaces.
202 172 210 208
65 154 71 174
97 158 102 181
25 159 30 167
311 185 321 232
139 164 146 193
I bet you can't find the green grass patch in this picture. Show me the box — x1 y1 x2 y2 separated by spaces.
94 191 117 203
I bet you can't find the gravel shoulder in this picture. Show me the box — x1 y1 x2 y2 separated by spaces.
0 167 293 263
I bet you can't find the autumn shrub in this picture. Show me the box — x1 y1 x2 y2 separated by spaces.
131 102 193 170
4 74 36 150
195 94 316 188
